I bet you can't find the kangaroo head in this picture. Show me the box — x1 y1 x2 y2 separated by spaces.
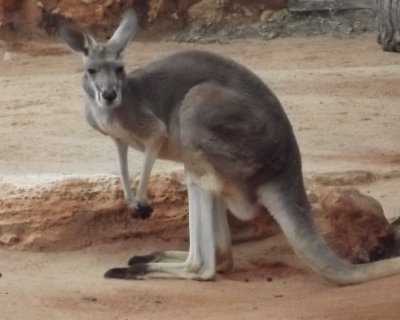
60 10 138 109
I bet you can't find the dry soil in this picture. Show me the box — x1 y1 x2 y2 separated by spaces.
0 34 400 319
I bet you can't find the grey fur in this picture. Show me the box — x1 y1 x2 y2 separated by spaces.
60 10 400 284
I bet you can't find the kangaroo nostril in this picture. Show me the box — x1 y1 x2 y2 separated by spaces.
102 90 117 102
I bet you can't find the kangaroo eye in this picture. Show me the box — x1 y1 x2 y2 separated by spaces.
87 68 97 75
116 66 124 74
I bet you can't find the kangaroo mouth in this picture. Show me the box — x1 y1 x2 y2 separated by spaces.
97 94 122 109
102 100 121 109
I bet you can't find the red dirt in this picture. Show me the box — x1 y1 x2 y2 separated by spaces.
0 34 400 319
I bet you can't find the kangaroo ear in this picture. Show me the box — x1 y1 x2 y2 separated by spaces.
59 22 96 57
107 9 138 58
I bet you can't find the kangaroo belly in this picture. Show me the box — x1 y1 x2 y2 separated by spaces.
100 120 183 162
158 142 184 162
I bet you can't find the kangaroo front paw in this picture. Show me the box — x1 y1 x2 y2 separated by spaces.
130 203 153 220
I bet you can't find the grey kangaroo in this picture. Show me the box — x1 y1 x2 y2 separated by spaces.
60 10 400 284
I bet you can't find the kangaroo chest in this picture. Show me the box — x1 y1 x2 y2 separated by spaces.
87 104 184 161
88 106 145 152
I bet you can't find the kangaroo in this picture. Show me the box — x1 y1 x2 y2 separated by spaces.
60 10 400 284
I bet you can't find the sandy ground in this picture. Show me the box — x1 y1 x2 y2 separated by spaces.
0 33 400 319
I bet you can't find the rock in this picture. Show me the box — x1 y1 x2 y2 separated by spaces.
0 171 278 250
1 0 22 12
82 296 98 302
242 6 252 17
0 233 20 245
307 191 319 204
3 50 14 61
269 9 289 23
259 10 274 23
320 188 395 263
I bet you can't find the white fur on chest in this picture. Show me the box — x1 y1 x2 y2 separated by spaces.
91 106 145 151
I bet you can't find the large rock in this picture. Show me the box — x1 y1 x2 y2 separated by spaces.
1 0 22 12
0 171 395 265
54 0 130 28
0 173 190 250
320 188 395 263
0 172 273 250
0 1 21 28
0 0 42 38
0 0 288 38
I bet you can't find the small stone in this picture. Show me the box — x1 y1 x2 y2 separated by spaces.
266 277 273 282
270 9 289 22
260 10 274 23
82 296 97 302
307 192 319 204
0 233 20 245
242 7 253 17
3 51 14 62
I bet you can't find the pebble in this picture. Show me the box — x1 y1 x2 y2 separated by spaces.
82 296 97 302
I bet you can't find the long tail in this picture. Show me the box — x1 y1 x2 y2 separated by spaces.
257 175 400 285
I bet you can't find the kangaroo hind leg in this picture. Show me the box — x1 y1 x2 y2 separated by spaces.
128 251 188 265
105 171 229 280
127 196 232 272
